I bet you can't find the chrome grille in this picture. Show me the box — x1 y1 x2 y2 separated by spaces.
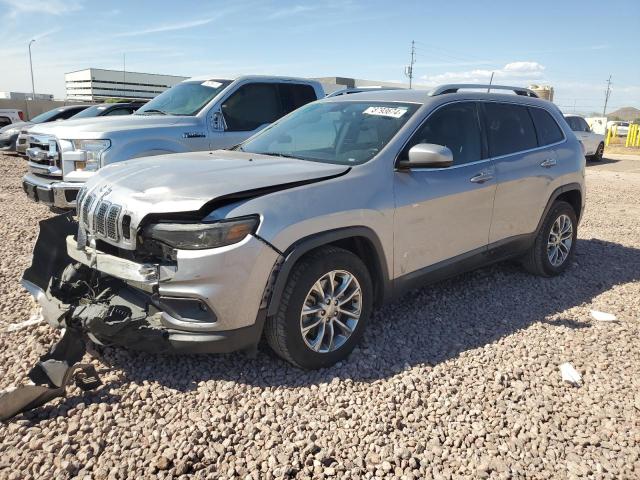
77 193 123 243
82 194 96 227
106 205 121 240
76 187 87 211
95 201 110 236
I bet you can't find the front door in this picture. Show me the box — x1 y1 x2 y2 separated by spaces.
393 101 496 278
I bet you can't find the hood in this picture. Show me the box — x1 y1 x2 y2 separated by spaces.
27 114 197 138
0 121 31 133
85 150 349 221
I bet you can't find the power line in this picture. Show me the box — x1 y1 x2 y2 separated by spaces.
603 75 612 117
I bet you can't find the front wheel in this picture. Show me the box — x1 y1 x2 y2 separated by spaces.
522 201 578 277
265 246 373 369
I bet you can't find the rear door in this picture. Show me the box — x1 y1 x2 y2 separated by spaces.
393 101 496 277
485 102 563 243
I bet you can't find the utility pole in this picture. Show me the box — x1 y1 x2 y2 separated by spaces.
603 75 612 117
404 40 416 89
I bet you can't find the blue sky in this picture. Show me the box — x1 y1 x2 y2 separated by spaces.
1 0 639 114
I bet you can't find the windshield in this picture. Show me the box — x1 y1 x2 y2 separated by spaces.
70 105 108 119
30 108 65 123
136 80 231 116
240 101 419 165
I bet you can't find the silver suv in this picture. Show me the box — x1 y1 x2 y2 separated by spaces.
23 84 585 369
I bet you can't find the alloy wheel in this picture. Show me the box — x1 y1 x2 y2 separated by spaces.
299 270 362 353
547 214 573 267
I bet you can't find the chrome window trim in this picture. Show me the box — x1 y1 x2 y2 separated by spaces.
394 99 568 170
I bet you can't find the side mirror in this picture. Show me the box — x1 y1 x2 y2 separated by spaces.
210 110 225 131
397 143 453 169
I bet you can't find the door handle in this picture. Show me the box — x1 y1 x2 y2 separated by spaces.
470 172 494 184
540 158 557 168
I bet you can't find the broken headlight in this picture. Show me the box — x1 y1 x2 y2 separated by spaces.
144 216 259 250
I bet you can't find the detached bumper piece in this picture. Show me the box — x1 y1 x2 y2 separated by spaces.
0 327 101 422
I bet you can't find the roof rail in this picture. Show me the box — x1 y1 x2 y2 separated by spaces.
430 84 539 98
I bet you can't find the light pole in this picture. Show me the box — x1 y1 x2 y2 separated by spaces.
28 39 36 102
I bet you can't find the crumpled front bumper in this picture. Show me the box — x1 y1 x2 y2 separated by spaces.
21 214 278 354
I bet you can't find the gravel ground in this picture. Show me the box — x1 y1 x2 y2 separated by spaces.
1 152 639 479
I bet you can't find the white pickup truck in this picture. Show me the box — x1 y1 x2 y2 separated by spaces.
0 108 24 128
22 75 324 209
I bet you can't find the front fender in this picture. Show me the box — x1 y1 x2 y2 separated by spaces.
265 226 391 316
104 137 190 164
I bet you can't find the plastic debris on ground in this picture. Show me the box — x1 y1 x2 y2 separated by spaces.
590 310 617 322
559 362 582 387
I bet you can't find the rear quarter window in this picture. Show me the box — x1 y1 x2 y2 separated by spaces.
484 102 538 157
529 107 564 146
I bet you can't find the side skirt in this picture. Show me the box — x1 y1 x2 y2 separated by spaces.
392 233 535 299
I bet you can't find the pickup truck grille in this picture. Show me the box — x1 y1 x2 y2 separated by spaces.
28 135 61 168
78 191 123 242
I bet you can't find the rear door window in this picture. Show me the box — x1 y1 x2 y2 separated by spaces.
222 83 282 132
484 102 538 157
529 107 564 145
576 117 590 132
278 84 317 115
403 101 482 165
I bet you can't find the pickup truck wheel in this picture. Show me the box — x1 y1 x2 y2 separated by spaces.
265 246 373 369
522 201 577 277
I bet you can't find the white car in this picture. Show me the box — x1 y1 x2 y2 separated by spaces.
565 114 604 161
0 109 24 128
607 121 630 137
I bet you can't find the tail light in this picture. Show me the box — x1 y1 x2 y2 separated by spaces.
18 111 24 121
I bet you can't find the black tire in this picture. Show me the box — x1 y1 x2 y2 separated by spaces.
265 246 373 369
522 201 578 277
589 142 604 162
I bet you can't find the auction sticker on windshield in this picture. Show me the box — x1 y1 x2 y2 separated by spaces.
363 106 408 118
202 80 223 89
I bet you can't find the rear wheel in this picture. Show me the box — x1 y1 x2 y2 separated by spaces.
522 201 577 277
265 246 373 369
590 142 604 161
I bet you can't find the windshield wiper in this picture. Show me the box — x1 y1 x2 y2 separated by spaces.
253 152 300 159
138 109 167 115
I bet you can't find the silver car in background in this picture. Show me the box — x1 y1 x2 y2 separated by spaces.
23 84 585 369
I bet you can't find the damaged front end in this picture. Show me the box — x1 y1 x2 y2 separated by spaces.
1 214 175 421
22 213 174 351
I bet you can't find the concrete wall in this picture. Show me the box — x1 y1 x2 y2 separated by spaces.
0 99 89 121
